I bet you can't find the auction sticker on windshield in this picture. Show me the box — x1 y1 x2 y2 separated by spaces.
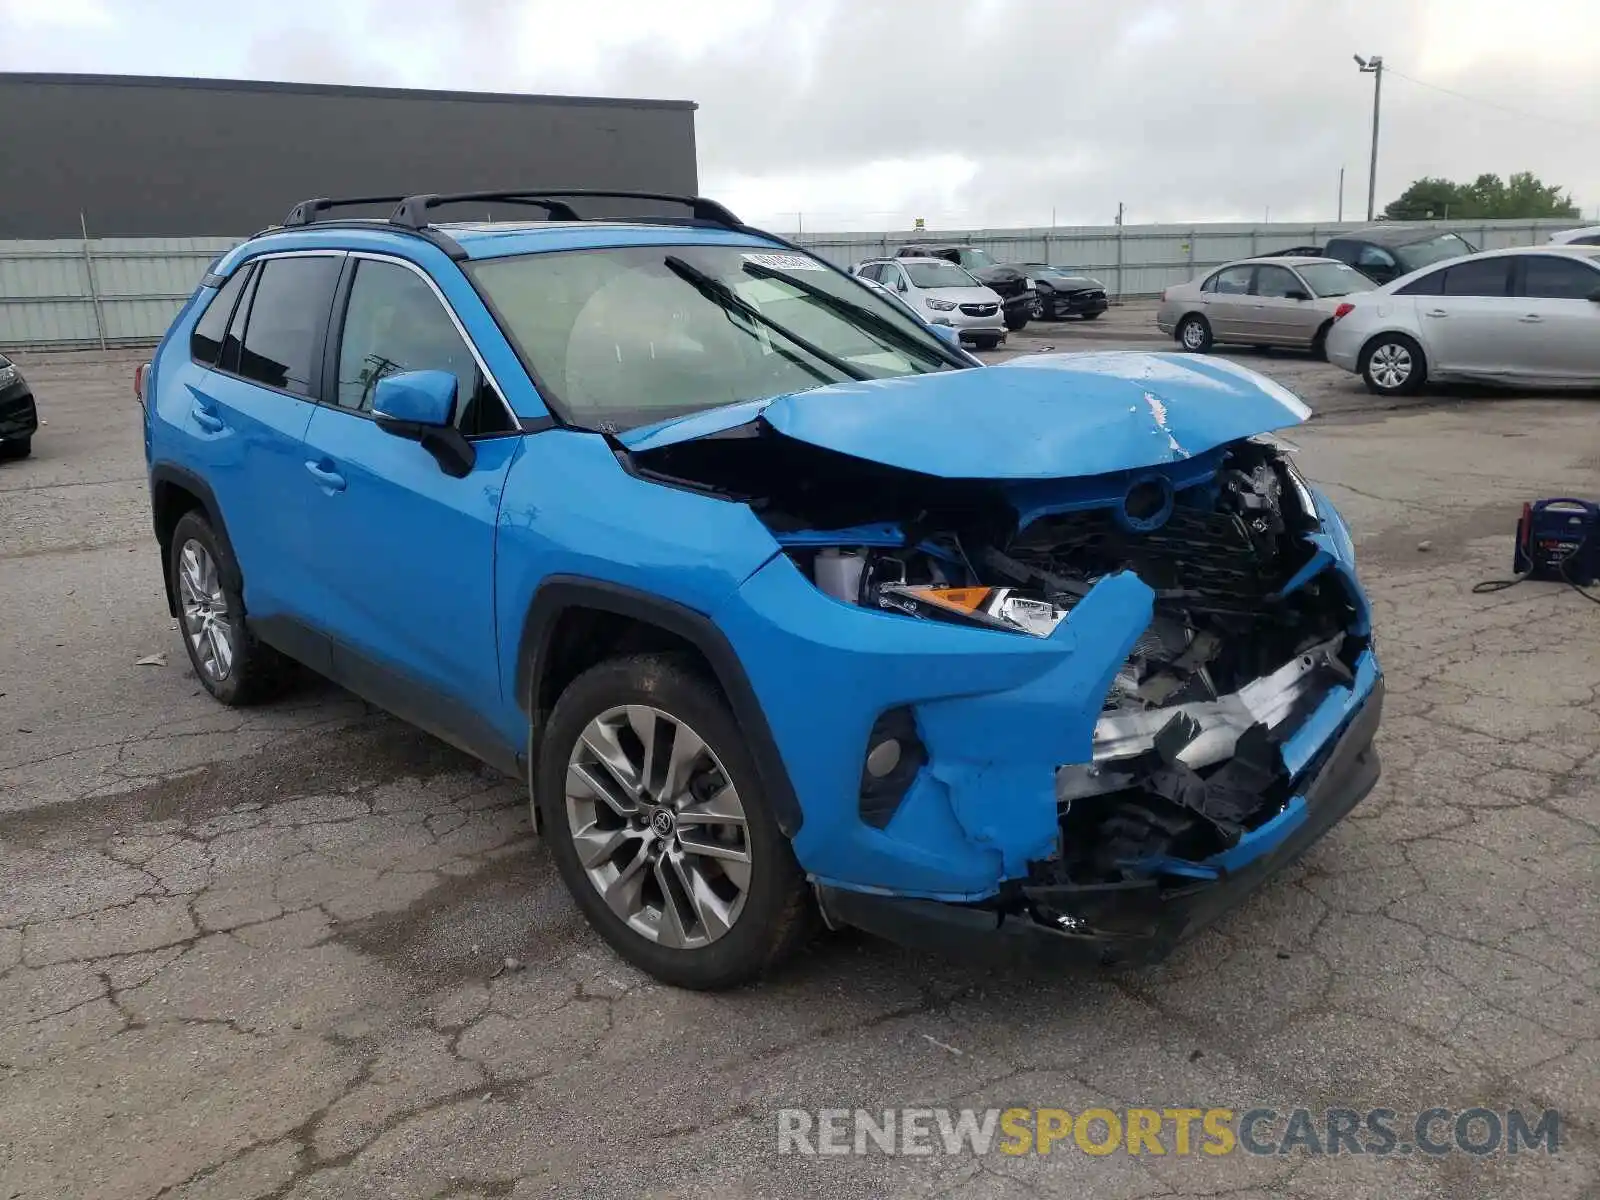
743 252 827 271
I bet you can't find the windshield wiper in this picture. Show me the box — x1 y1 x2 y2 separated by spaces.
663 255 870 383
740 261 970 369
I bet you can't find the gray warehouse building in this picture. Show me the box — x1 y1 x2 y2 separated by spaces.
0 73 700 239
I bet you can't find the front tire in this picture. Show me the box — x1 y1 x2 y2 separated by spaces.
1080 310 1102 321
168 510 292 705
973 334 1002 351
1360 333 1426 396
0 437 30 461
1004 307 1030 332
536 653 814 990
1176 314 1213 352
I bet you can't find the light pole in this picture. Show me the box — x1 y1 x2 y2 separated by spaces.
1354 54 1384 221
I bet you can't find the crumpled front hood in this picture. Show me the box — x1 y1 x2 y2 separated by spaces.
618 351 1310 481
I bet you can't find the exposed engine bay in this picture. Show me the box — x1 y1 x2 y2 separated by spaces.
626 427 1366 897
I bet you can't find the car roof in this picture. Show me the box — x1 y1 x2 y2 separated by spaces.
1330 225 1467 247
212 219 789 275
1430 243 1600 262
1551 225 1600 241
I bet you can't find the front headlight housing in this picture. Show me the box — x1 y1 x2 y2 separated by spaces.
0 364 17 388
924 297 956 311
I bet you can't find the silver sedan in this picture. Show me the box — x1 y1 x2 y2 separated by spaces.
1156 257 1375 357
1325 246 1600 395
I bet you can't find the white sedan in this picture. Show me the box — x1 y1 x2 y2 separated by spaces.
1325 245 1600 395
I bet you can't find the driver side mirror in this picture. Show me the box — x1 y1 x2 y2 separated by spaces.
896 276 908 292
1589 288 1600 304
1285 288 1311 302
372 369 476 478
929 324 962 347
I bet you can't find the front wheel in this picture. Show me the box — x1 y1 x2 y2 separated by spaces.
536 653 814 990
1004 307 1030 332
0 437 30 461
1080 310 1102 321
973 334 1002 351
1176 314 1213 352
1361 333 1426 396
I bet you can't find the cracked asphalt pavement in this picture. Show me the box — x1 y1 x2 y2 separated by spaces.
1 334 1596 1199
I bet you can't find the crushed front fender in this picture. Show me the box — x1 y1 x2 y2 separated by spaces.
710 552 1154 900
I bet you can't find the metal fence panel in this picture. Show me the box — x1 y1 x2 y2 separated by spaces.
0 221 1577 349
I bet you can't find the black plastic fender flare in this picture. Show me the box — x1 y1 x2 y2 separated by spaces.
516 576 803 836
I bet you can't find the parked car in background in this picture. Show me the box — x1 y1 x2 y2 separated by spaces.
1021 264 1108 320
855 257 1007 350
854 275 987 364
894 244 1035 330
0 352 37 460
1325 245 1600 395
1157 256 1375 357
1549 226 1600 247
1321 226 1477 285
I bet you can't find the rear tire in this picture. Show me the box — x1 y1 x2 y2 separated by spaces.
1176 314 1213 352
0 437 30 461
1360 333 1426 396
168 510 293 706
536 653 814 990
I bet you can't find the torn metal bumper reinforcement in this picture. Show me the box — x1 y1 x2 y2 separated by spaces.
815 674 1383 966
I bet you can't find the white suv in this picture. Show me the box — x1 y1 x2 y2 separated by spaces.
853 257 1007 349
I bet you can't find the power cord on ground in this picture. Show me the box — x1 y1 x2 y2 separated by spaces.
1472 532 1600 606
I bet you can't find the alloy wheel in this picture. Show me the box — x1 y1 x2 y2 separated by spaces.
1368 342 1412 390
564 704 751 949
177 539 234 681
1181 320 1207 350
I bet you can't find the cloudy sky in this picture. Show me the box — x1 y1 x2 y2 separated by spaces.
3 0 1597 232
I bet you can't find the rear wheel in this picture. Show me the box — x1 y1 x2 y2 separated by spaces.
1360 333 1426 396
0 437 30 461
536 653 814 990
168 510 293 705
1176 314 1213 352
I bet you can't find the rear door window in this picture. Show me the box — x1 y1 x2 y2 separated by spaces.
1212 266 1255 295
1442 258 1511 297
1252 265 1301 298
231 256 342 396
1396 270 1445 296
190 266 253 365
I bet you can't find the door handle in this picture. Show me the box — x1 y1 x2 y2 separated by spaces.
191 402 224 432
1423 309 1448 318
1518 314 1543 323
304 460 346 492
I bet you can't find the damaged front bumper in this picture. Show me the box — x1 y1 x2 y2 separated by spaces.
816 671 1382 966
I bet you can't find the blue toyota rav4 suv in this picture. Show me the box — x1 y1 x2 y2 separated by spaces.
141 190 1382 990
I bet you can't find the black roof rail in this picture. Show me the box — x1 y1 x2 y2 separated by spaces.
388 189 742 230
283 195 411 227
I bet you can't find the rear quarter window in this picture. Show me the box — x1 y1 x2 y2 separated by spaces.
189 266 253 365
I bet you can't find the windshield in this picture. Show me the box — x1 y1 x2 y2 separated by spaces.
956 248 997 269
1395 233 1475 272
904 260 980 288
469 244 957 432
1293 262 1375 297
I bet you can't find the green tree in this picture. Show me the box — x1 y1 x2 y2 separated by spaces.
1383 172 1579 221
